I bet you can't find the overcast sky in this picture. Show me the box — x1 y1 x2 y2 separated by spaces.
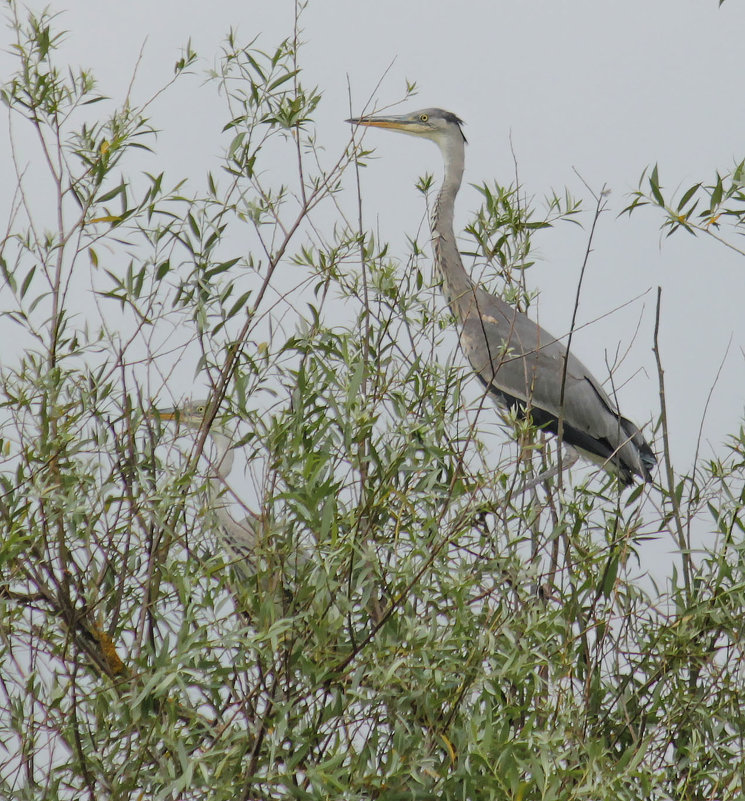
2 0 744 478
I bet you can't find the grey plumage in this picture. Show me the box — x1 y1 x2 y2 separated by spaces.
347 108 655 484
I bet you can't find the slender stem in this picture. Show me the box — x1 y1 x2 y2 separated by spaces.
557 185 607 484
653 286 691 597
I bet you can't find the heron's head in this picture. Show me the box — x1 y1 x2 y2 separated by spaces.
154 399 211 430
346 108 466 148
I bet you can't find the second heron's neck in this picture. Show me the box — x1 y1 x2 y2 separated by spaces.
431 136 473 319
209 429 235 483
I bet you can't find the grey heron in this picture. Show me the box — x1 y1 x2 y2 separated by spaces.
157 400 261 582
157 400 310 620
347 108 656 484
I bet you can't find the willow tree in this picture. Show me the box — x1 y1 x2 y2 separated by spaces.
0 3 744 800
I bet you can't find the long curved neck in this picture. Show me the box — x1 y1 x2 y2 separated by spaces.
206 429 235 504
432 134 473 320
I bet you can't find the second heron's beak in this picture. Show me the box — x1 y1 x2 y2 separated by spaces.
150 407 181 434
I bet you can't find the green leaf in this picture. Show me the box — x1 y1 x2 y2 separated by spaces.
97 181 127 204
19 265 36 299
268 70 298 91
710 172 724 208
225 289 252 320
155 260 170 280
204 258 241 280
601 552 620 598
676 182 701 211
649 164 665 207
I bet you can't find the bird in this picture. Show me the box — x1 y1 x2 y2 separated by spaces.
156 400 311 621
347 108 656 484
156 399 261 582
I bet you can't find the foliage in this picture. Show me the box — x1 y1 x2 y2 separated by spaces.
622 161 745 257
1 3 744 800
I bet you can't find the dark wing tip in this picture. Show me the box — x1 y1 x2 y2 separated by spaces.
618 416 656 484
638 449 656 483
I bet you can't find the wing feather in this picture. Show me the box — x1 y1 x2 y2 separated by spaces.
459 288 653 482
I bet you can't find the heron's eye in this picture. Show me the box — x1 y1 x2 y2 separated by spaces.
419 113 429 122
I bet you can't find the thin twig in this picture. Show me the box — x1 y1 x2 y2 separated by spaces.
557 183 608 486
652 286 691 597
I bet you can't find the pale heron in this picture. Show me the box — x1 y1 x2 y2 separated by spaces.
157 400 309 618
157 400 261 581
347 108 655 484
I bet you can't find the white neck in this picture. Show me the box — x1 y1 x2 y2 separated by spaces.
431 133 473 319
204 428 235 508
